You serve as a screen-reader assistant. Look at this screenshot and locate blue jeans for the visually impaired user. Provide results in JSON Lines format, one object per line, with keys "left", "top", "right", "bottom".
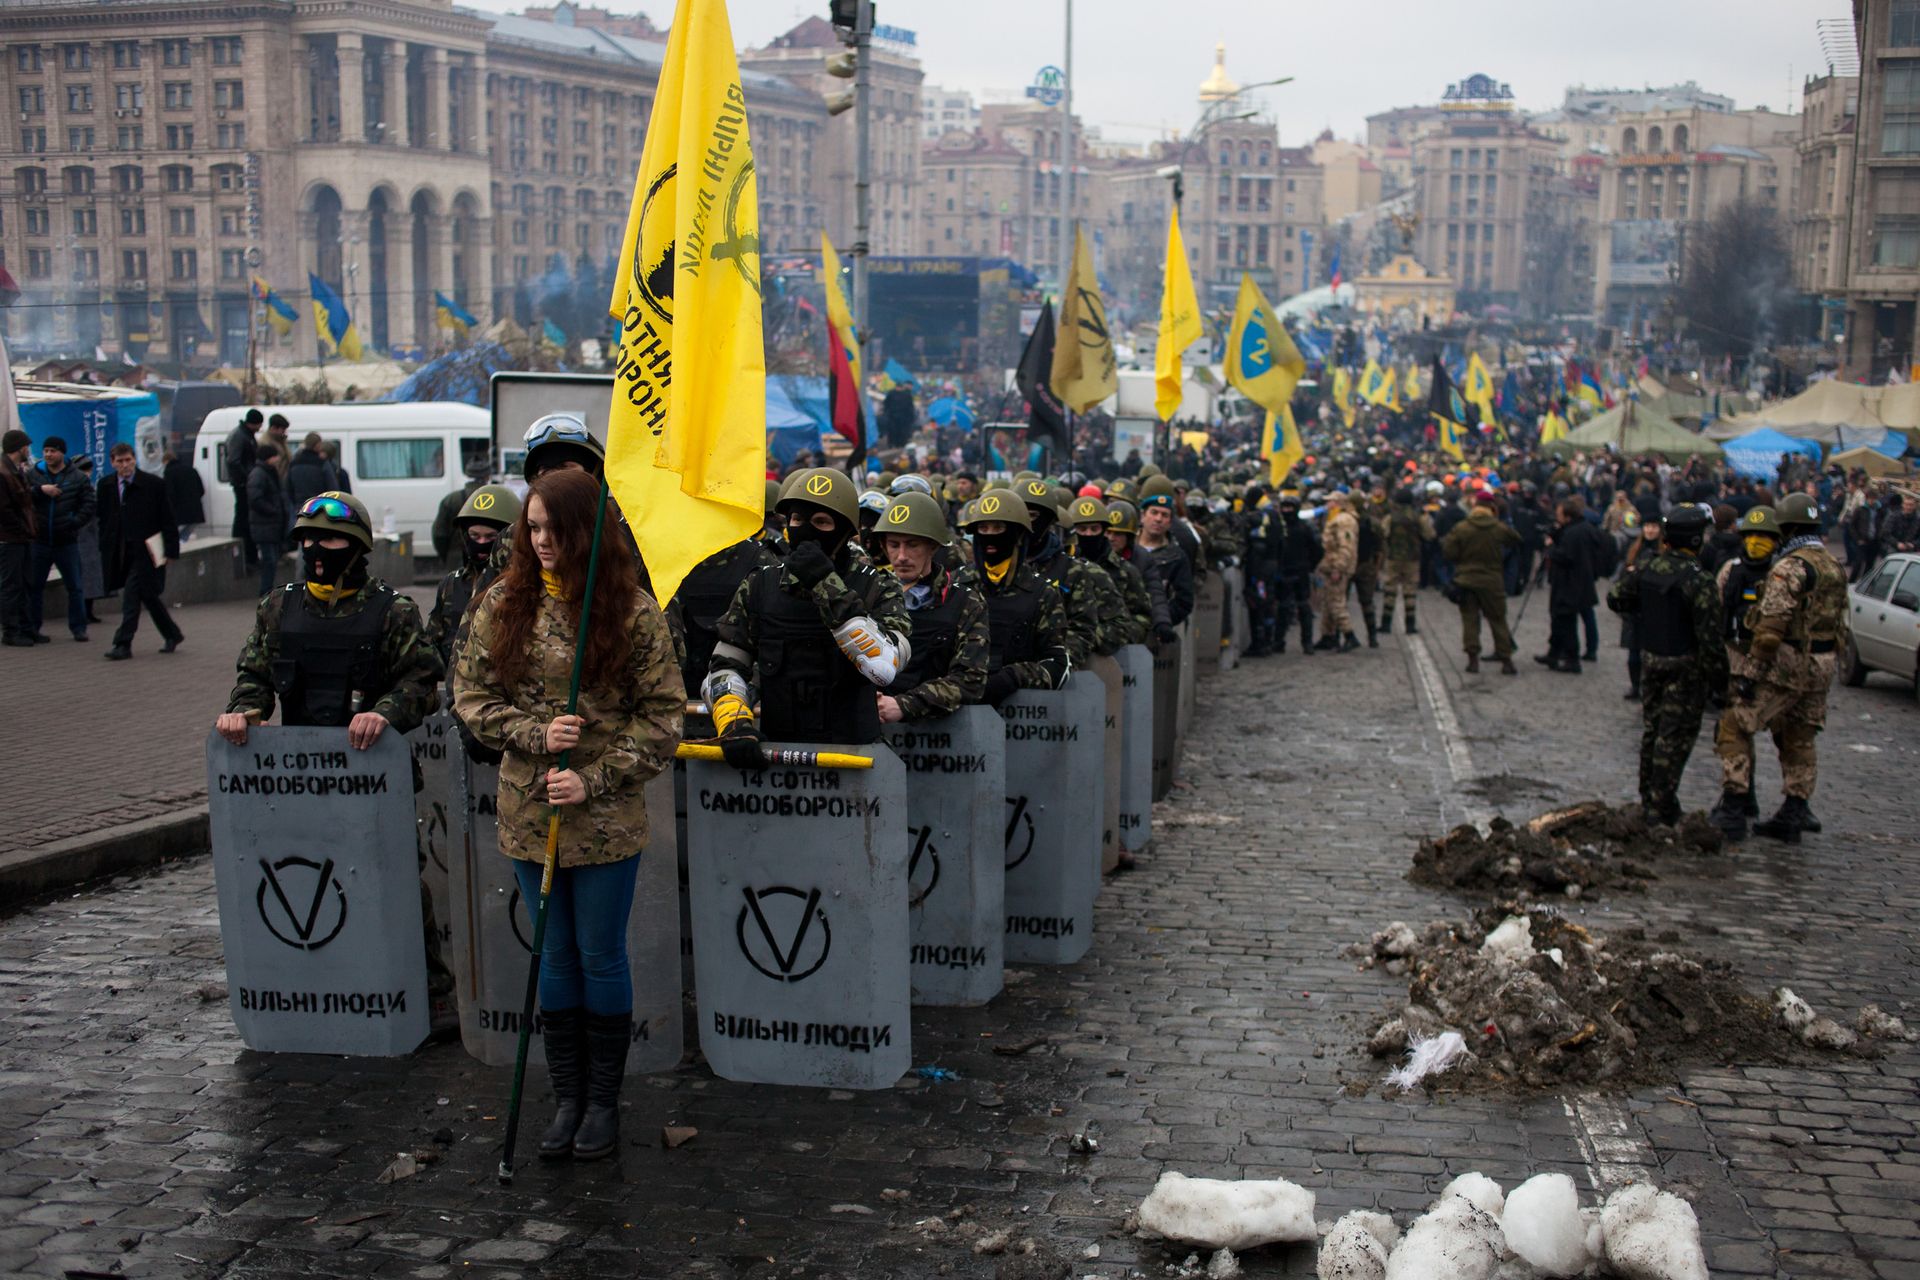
{"left": 255, "top": 536, "right": 282, "bottom": 598}
{"left": 28, "top": 541, "right": 86, "bottom": 635}
{"left": 510, "top": 855, "right": 640, "bottom": 1015}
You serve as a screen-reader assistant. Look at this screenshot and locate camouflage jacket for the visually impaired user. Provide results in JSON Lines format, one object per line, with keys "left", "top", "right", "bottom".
{"left": 980, "top": 562, "right": 1071, "bottom": 690}
{"left": 1031, "top": 544, "right": 1125, "bottom": 662}
{"left": 1320, "top": 509, "right": 1359, "bottom": 577}
{"left": 226, "top": 579, "right": 442, "bottom": 735}
{"left": 893, "top": 571, "right": 991, "bottom": 721}
{"left": 451, "top": 583, "right": 684, "bottom": 868}
{"left": 1203, "top": 516, "right": 1243, "bottom": 567}
{"left": 1747, "top": 539, "right": 1849, "bottom": 692}
{"left": 1607, "top": 549, "right": 1725, "bottom": 686}
{"left": 709, "top": 549, "right": 911, "bottom": 685}
{"left": 425, "top": 564, "right": 483, "bottom": 673}
{"left": 1092, "top": 553, "right": 1152, "bottom": 646}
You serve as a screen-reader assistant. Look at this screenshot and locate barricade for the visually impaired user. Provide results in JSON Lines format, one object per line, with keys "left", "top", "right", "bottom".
{"left": 686, "top": 745, "right": 911, "bottom": 1089}
{"left": 1176, "top": 617, "right": 1196, "bottom": 761}
{"left": 448, "top": 742, "right": 682, "bottom": 1073}
{"left": 1194, "top": 572, "right": 1225, "bottom": 669}
{"left": 1225, "top": 565, "right": 1252, "bottom": 662}
{"left": 883, "top": 707, "right": 1006, "bottom": 1007}
{"left": 1090, "top": 655, "right": 1124, "bottom": 876}
{"left": 1115, "top": 643, "right": 1154, "bottom": 851}
{"left": 1151, "top": 633, "right": 1181, "bottom": 800}
{"left": 206, "top": 727, "right": 428, "bottom": 1056}
{"left": 411, "top": 713, "right": 457, "bottom": 988}
{"left": 1000, "top": 678, "right": 1104, "bottom": 965}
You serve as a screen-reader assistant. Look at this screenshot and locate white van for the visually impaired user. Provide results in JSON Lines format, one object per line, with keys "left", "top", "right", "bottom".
{"left": 194, "top": 402, "right": 493, "bottom": 554}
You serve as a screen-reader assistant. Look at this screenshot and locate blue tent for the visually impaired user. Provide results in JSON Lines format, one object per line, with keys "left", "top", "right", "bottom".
{"left": 926, "top": 396, "right": 976, "bottom": 430}
{"left": 1723, "top": 426, "right": 1822, "bottom": 480}
{"left": 765, "top": 374, "right": 828, "bottom": 466}
{"left": 1835, "top": 425, "right": 1909, "bottom": 459}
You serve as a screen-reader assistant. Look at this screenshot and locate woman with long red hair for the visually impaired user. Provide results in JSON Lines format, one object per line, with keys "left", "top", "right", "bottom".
{"left": 452, "top": 467, "right": 682, "bottom": 1161}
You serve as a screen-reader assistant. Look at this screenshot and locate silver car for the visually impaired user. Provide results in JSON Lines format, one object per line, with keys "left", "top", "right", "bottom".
{"left": 1841, "top": 552, "right": 1920, "bottom": 698}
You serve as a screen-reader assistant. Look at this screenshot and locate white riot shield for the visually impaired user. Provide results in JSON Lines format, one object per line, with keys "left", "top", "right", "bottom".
{"left": 411, "top": 713, "right": 457, "bottom": 989}
{"left": 1151, "top": 634, "right": 1181, "bottom": 800}
{"left": 1090, "top": 655, "right": 1124, "bottom": 877}
{"left": 999, "top": 678, "right": 1103, "bottom": 965}
{"left": 207, "top": 727, "right": 428, "bottom": 1056}
{"left": 1115, "top": 644, "right": 1154, "bottom": 851}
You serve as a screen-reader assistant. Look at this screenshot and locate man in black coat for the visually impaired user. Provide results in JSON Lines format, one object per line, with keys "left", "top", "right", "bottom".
{"left": 225, "top": 408, "right": 263, "bottom": 566}
{"left": 1538, "top": 497, "right": 1604, "bottom": 674}
{"left": 97, "top": 442, "right": 184, "bottom": 660}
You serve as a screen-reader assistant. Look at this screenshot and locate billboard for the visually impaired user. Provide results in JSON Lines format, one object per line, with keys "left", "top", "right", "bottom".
{"left": 1609, "top": 220, "right": 1681, "bottom": 288}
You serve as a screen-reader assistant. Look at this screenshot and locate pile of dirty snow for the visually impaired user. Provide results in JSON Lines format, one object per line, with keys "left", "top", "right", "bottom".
{"left": 1358, "top": 907, "right": 1803, "bottom": 1090}
{"left": 1411, "top": 803, "right": 1723, "bottom": 901}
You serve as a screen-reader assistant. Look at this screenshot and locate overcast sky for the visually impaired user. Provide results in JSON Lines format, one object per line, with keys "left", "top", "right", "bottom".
{"left": 463, "top": 0, "right": 1850, "bottom": 143}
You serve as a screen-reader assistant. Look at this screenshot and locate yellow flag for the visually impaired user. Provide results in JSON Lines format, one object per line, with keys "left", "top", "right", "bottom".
{"left": 1465, "top": 351, "right": 1496, "bottom": 420}
{"left": 1264, "top": 405, "right": 1305, "bottom": 487}
{"left": 1225, "top": 274, "right": 1304, "bottom": 419}
{"left": 1154, "top": 209, "right": 1201, "bottom": 422}
{"left": 820, "top": 232, "right": 862, "bottom": 394}
{"left": 1051, "top": 223, "right": 1117, "bottom": 413}
{"left": 606, "top": 0, "right": 764, "bottom": 608}
{"left": 1383, "top": 366, "right": 1400, "bottom": 412}
{"left": 1437, "top": 413, "right": 1465, "bottom": 461}
{"left": 1332, "top": 366, "right": 1354, "bottom": 427}
{"left": 1359, "top": 359, "right": 1387, "bottom": 405}
{"left": 1540, "top": 409, "right": 1568, "bottom": 443}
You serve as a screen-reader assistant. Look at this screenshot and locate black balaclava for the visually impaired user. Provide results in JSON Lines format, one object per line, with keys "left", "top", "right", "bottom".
{"left": 785, "top": 504, "right": 855, "bottom": 560}
{"left": 970, "top": 525, "right": 1023, "bottom": 569}
{"left": 1073, "top": 528, "right": 1111, "bottom": 561}
{"left": 303, "top": 539, "right": 364, "bottom": 586}
{"left": 462, "top": 527, "right": 498, "bottom": 570}
{"left": 1024, "top": 506, "right": 1059, "bottom": 559}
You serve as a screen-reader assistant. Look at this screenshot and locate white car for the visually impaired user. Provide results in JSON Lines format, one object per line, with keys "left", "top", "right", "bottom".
{"left": 1841, "top": 552, "right": 1920, "bottom": 698}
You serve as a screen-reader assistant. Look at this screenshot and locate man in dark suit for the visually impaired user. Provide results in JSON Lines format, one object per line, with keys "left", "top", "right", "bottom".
{"left": 97, "top": 442, "right": 184, "bottom": 660}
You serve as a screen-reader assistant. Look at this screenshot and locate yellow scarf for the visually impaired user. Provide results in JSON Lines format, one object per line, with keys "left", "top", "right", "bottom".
{"left": 305, "top": 581, "right": 358, "bottom": 604}
{"left": 541, "top": 569, "right": 568, "bottom": 601}
{"left": 983, "top": 555, "right": 1015, "bottom": 586}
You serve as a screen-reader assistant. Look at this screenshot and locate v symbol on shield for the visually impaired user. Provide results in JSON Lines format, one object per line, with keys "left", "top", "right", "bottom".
{"left": 743, "top": 886, "right": 821, "bottom": 976}
{"left": 260, "top": 856, "right": 336, "bottom": 942}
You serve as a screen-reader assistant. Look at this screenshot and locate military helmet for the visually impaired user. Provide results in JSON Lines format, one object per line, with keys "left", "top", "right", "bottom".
{"left": 1068, "top": 496, "right": 1109, "bottom": 529}
{"left": 1105, "top": 498, "right": 1140, "bottom": 535}
{"left": 1013, "top": 469, "right": 1042, "bottom": 484}
{"left": 1016, "top": 477, "right": 1058, "bottom": 513}
{"left": 1105, "top": 477, "right": 1137, "bottom": 502}
{"left": 956, "top": 489, "right": 1033, "bottom": 531}
{"left": 858, "top": 488, "right": 891, "bottom": 521}
{"left": 889, "top": 473, "right": 934, "bottom": 497}
{"left": 1776, "top": 492, "right": 1820, "bottom": 529}
{"left": 293, "top": 491, "right": 374, "bottom": 552}
{"left": 1137, "top": 474, "right": 1178, "bottom": 509}
{"left": 764, "top": 478, "right": 782, "bottom": 515}
{"left": 1137, "top": 462, "right": 1163, "bottom": 480}
{"left": 776, "top": 467, "right": 861, "bottom": 525}
{"left": 1739, "top": 505, "right": 1782, "bottom": 538}
{"left": 1662, "top": 505, "right": 1710, "bottom": 534}
{"left": 879, "top": 491, "right": 953, "bottom": 547}
{"left": 456, "top": 483, "right": 521, "bottom": 529}
{"left": 522, "top": 412, "right": 605, "bottom": 478}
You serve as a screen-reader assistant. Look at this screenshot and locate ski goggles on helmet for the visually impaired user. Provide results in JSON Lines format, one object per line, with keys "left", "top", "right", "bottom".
{"left": 297, "top": 495, "right": 367, "bottom": 530}
{"left": 522, "top": 413, "right": 594, "bottom": 452}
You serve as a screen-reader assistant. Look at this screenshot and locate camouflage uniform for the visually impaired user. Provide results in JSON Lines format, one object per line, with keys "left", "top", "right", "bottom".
{"left": 1030, "top": 543, "right": 1126, "bottom": 662}
{"left": 1093, "top": 555, "right": 1152, "bottom": 647}
{"left": 1319, "top": 505, "right": 1359, "bottom": 636}
{"left": 226, "top": 580, "right": 442, "bottom": 733}
{"left": 889, "top": 570, "right": 991, "bottom": 720}
{"left": 451, "top": 583, "right": 684, "bottom": 868}
{"left": 425, "top": 564, "right": 484, "bottom": 674}
{"left": 1351, "top": 498, "right": 1388, "bottom": 638}
{"left": 1715, "top": 537, "right": 1846, "bottom": 802}
{"left": 1607, "top": 548, "right": 1725, "bottom": 821}
{"left": 1381, "top": 503, "right": 1435, "bottom": 633}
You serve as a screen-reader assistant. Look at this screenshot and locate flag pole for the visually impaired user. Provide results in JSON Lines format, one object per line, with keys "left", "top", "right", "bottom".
{"left": 499, "top": 474, "right": 612, "bottom": 1186}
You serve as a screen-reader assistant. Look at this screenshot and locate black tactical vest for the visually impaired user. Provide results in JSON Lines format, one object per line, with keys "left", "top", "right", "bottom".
{"left": 748, "top": 567, "right": 880, "bottom": 745}
{"left": 1635, "top": 559, "right": 1696, "bottom": 659}
{"left": 1722, "top": 559, "right": 1768, "bottom": 650}
{"left": 890, "top": 577, "right": 966, "bottom": 696}
{"left": 270, "top": 584, "right": 397, "bottom": 726}
{"left": 677, "top": 540, "right": 768, "bottom": 694}
{"left": 984, "top": 574, "right": 1047, "bottom": 670}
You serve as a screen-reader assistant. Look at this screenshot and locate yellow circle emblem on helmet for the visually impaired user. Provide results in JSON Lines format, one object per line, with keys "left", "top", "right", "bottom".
{"left": 805, "top": 474, "right": 834, "bottom": 497}
{"left": 980, "top": 495, "right": 1001, "bottom": 515}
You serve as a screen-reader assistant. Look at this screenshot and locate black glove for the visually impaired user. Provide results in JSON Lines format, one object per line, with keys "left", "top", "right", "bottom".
{"left": 1155, "top": 623, "right": 1178, "bottom": 644}
{"left": 1731, "top": 676, "right": 1757, "bottom": 704}
{"left": 719, "top": 720, "right": 764, "bottom": 770}
{"left": 982, "top": 668, "right": 1019, "bottom": 706}
{"left": 786, "top": 541, "right": 837, "bottom": 588}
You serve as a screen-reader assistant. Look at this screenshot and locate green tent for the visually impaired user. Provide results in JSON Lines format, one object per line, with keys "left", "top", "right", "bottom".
{"left": 1543, "top": 400, "right": 1723, "bottom": 461}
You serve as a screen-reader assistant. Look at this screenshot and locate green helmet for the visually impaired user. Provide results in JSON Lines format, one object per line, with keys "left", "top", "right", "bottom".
{"left": 764, "top": 479, "right": 781, "bottom": 515}
{"left": 1013, "top": 469, "right": 1042, "bottom": 484}
{"left": 1048, "top": 482, "right": 1077, "bottom": 519}
{"left": 957, "top": 490, "right": 1033, "bottom": 531}
{"left": 982, "top": 476, "right": 1018, "bottom": 493}
{"left": 878, "top": 492, "right": 953, "bottom": 546}
{"left": 1105, "top": 477, "right": 1136, "bottom": 502}
{"left": 1068, "top": 495, "right": 1109, "bottom": 529}
{"left": 1015, "top": 477, "right": 1057, "bottom": 514}
{"left": 1105, "top": 498, "right": 1140, "bottom": 535}
{"left": 456, "top": 483, "right": 521, "bottom": 529}
{"left": 1739, "top": 505, "right": 1782, "bottom": 538}
{"left": 1137, "top": 462, "right": 1163, "bottom": 480}
{"left": 776, "top": 467, "right": 860, "bottom": 525}
{"left": 1776, "top": 492, "right": 1820, "bottom": 529}
{"left": 292, "top": 491, "right": 374, "bottom": 551}
{"left": 1137, "top": 474, "right": 1178, "bottom": 509}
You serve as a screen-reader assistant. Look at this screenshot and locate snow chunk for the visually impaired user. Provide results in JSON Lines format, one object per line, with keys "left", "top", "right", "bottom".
{"left": 1317, "top": 1211, "right": 1399, "bottom": 1280}
{"left": 1135, "top": 1171, "right": 1317, "bottom": 1251}
{"left": 1773, "top": 986, "right": 1858, "bottom": 1051}
{"left": 1385, "top": 1031, "right": 1471, "bottom": 1092}
{"left": 1385, "top": 1194, "right": 1505, "bottom": 1280}
{"left": 1206, "top": 1247, "right": 1243, "bottom": 1279}
{"left": 1501, "top": 1173, "right": 1592, "bottom": 1277}
{"left": 1440, "top": 1172, "right": 1505, "bottom": 1219}
{"left": 1858, "top": 1004, "right": 1918, "bottom": 1042}
{"left": 1600, "top": 1184, "right": 1708, "bottom": 1280}
{"left": 1480, "top": 916, "right": 1536, "bottom": 966}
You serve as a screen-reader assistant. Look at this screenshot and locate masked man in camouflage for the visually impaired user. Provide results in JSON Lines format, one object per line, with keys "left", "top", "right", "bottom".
{"left": 1099, "top": 499, "right": 1159, "bottom": 646}
{"left": 1070, "top": 496, "right": 1149, "bottom": 648}
{"left": 1380, "top": 487, "right": 1433, "bottom": 636}
{"left": 1316, "top": 491, "right": 1361, "bottom": 652}
{"left": 874, "top": 491, "right": 989, "bottom": 723}
{"left": 213, "top": 491, "right": 451, "bottom": 1024}
{"left": 1014, "top": 479, "right": 1124, "bottom": 665}
{"left": 1710, "top": 493, "right": 1848, "bottom": 843}
{"left": 958, "top": 492, "right": 1071, "bottom": 704}
{"left": 1607, "top": 506, "right": 1725, "bottom": 826}
{"left": 425, "top": 484, "right": 520, "bottom": 673}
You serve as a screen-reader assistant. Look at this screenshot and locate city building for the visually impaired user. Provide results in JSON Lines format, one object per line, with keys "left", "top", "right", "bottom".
{"left": 921, "top": 84, "right": 978, "bottom": 141}
{"left": 1352, "top": 246, "right": 1456, "bottom": 330}
{"left": 1840, "top": 0, "right": 1920, "bottom": 380}
{"left": 919, "top": 130, "right": 1029, "bottom": 258}
{"left": 1311, "top": 132, "right": 1384, "bottom": 224}
{"left": 1793, "top": 72, "right": 1859, "bottom": 331}
{"left": 1532, "top": 82, "right": 1736, "bottom": 167}
{"left": 1408, "top": 74, "right": 1563, "bottom": 314}
{"left": 1589, "top": 103, "right": 1797, "bottom": 334}
{"left": 740, "top": 16, "right": 922, "bottom": 259}
{"left": 518, "top": 3, "right": 664, "bottom": 41}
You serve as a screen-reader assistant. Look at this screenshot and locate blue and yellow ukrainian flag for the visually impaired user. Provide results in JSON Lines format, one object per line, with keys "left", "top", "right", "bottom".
{"left": 250, "top": 276, "right": 298, "bottom": 337}
{"left": 435, "top": 291, "right": 478, "bottom": 334}
{"left": 307, "top": 272, "right": 362, "bottom": 360}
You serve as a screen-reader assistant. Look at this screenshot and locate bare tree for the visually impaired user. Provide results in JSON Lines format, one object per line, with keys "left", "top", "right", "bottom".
{"left": 1673, "top": 201, "right": 1794, "bottom": 359}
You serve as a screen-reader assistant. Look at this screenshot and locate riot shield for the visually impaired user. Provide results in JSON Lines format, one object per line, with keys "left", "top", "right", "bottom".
{"left": 1151, "top": 633, "right": 1181, "bottom": 800}
{"left": 411, "top": 713, "right": 457, "bottom": 989}
{"left": 999, "top": 677, "right": 1104, "bottom": 965}
{"left": 1115, "top": 644, "right": 1154, "bottom": 852}
{"left": 1089, "top": 655, "right": 1124, "bottom": 877}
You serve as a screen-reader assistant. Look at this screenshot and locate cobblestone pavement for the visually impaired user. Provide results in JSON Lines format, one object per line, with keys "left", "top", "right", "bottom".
{"left": 1, "top": 585, "right": 1915, "bottom": 1279}
{"left": 0, "top": 588, "right": 433, "bottom": 858}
